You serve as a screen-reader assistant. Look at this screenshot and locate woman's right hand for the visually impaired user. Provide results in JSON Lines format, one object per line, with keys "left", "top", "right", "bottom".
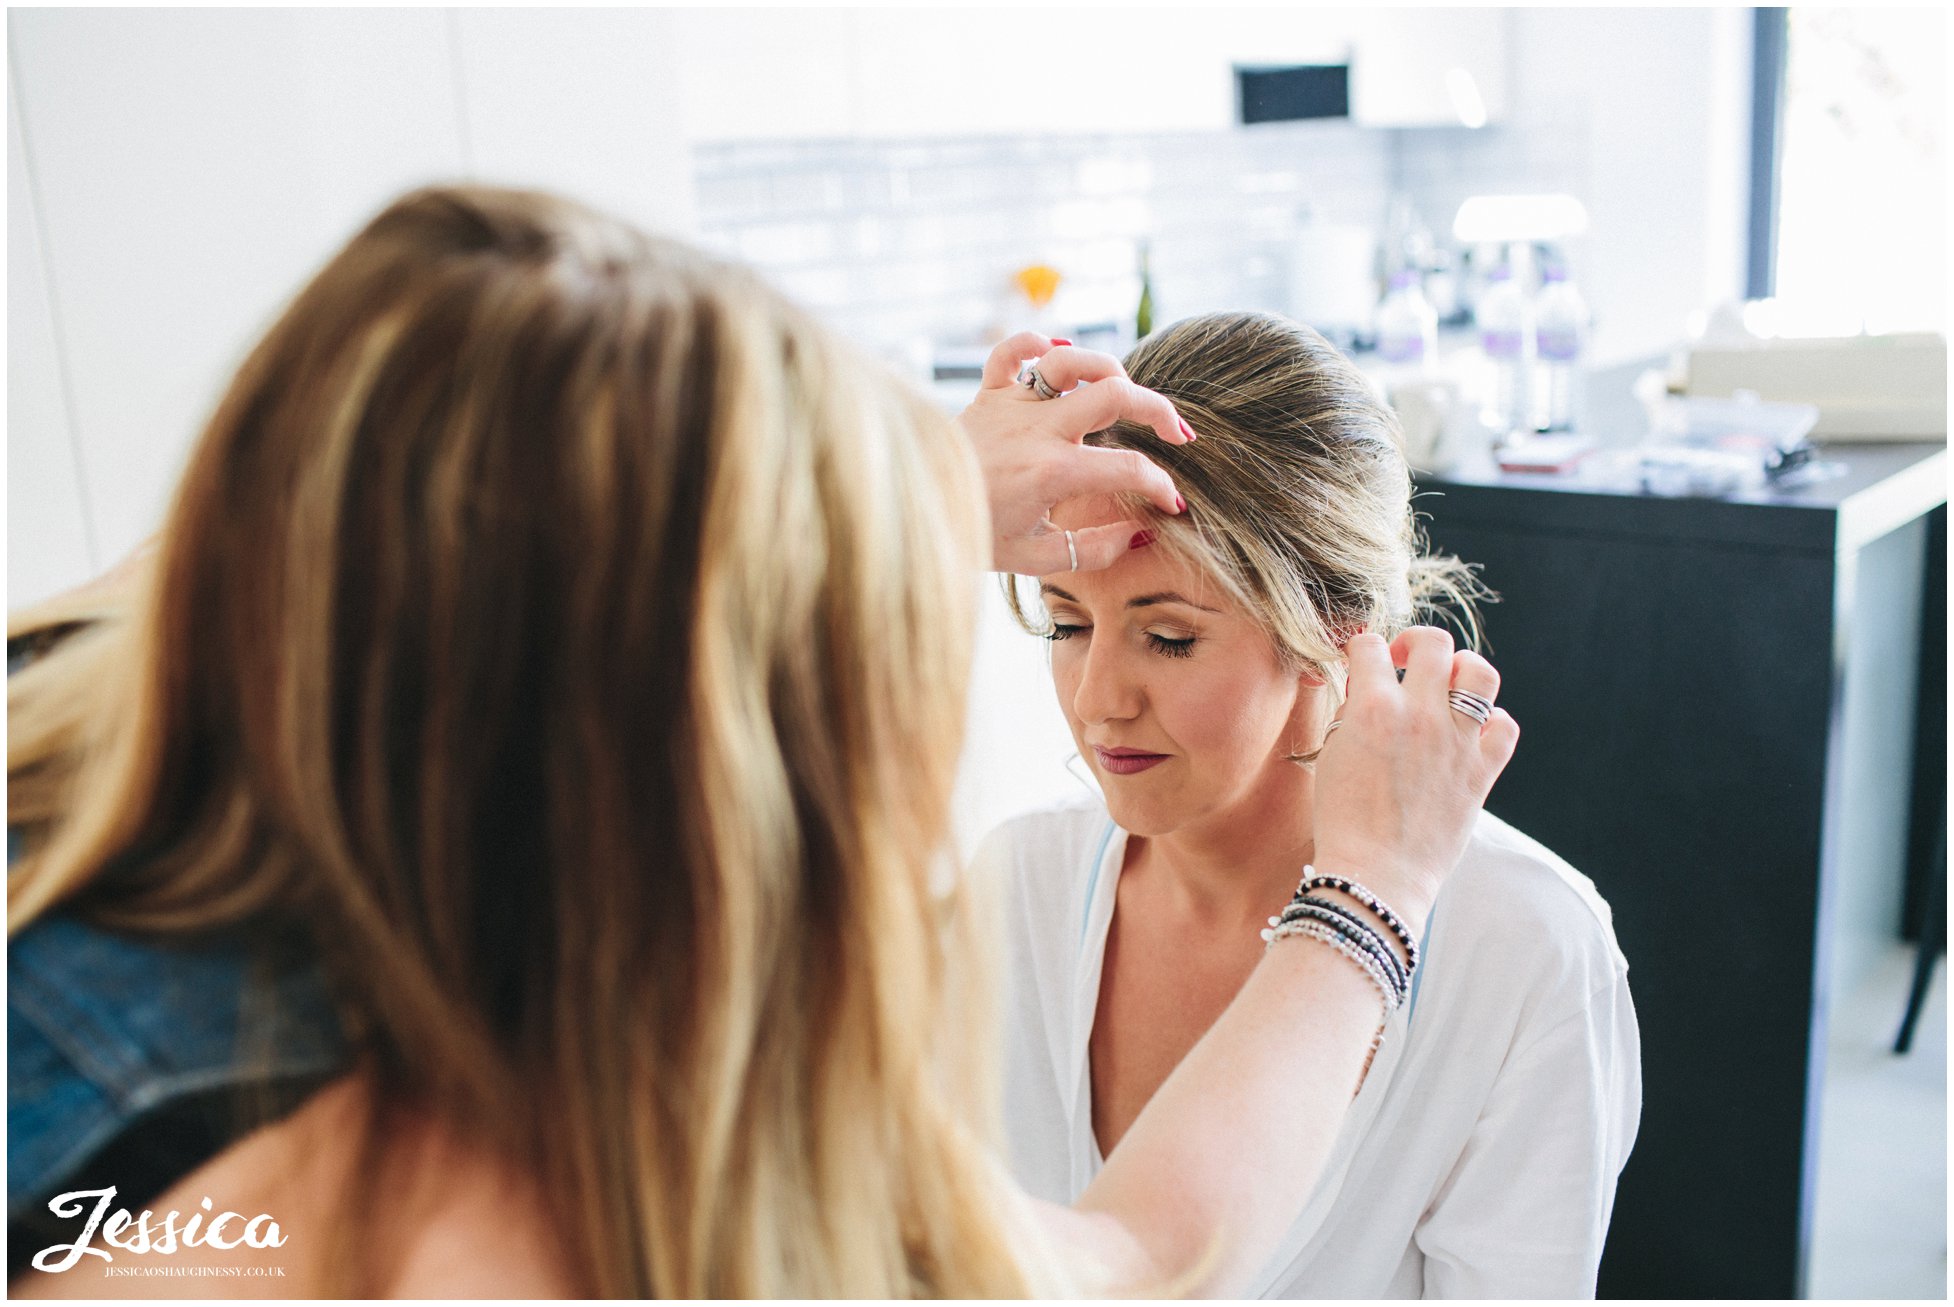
{"left": 1311, "top": 627, "right": 1519, "bottom": 926}
{"left": 952, "top": 331, "right": 1192, "bottom": 577}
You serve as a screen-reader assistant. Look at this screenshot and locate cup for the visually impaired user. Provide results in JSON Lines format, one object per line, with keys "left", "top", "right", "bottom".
{"left": 1390, "top": 377, "right": 1473, "bottom": 473}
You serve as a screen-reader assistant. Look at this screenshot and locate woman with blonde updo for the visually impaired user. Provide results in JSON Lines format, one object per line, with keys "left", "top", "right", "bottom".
{"left": 8, "top": 192, "right": 1513, "bottom": 1297}
{"left": 989, "top": 312, "right": 1640, "bottom": 1298}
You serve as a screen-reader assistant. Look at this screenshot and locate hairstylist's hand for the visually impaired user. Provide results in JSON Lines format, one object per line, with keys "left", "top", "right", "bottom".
{"left": 954, "top": 331, "right": 1193, "bottom": 577}
{"left": 1312, "top": 628, "right": 1519, "bottom": 927}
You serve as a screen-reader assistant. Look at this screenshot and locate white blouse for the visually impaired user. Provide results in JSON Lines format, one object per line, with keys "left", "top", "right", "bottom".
{"left": 976, "top": 796, "right": 1641, "bottom": 1299}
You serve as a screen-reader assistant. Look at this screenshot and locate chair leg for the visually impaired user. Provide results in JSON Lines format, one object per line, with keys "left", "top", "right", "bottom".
{"left": 1895, "top": 816, "right": 1945, "bottom": 1055}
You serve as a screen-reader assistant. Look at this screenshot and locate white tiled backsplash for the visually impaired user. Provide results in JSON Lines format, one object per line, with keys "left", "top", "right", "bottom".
{"left": 691, "top": 120, "right": 1584, "bottom": 372}
{"left": 692, "top": 122, "right": 1396, "bottom": 366}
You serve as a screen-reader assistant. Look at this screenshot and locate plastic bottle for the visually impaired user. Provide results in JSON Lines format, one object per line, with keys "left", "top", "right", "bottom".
{"left": 1532, "top": 266, "right": 1589, "bottom": 432}
{"left": 1475, "top": 263, "right": 1532, "bottom": 440}
{"left": 1376, "top": 269, "right": 1438, "bottom": 372}
{"left": 1424, "top": 247, "right": 1461, "bottom": 323}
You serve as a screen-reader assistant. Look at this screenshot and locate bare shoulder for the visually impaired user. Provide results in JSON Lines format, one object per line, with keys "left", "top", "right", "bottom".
{"left": 8, "top": 1080, "right": 359, "bottom": 1299}
{"left": 8, "top": 1075, "right": 573, "bottom": 1300}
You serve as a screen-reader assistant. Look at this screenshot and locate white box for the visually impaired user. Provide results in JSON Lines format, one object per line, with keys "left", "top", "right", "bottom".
{"left": 1685, "top": 333, "right": 1947, "bottom": 440}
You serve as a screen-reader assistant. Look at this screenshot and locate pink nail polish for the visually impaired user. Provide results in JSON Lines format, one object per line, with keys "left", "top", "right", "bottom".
{"left": 1051, "top": 338, "right": 1073, "bottom": 347}
{"left": 1130, "top": 530, "right": 1157, "bottom": 550}
{"left": 1179, "top": 418, "right": 1197, "bottom": 442}
{"left": 1175, "top": 495, "right": 1187, "bottom": 514}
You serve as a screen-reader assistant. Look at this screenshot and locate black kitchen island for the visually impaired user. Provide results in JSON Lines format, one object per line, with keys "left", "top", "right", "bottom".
{"left": 1416, "top": 440, "right": 1946, "bottom": 1299}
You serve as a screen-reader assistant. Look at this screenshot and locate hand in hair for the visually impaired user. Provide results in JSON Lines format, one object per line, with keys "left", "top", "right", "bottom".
{"left": 1311, "top": 627, "right": 1520, "bottom": 927}
{"left": 955, "top": 332, "right": 1192, "bottom": 577}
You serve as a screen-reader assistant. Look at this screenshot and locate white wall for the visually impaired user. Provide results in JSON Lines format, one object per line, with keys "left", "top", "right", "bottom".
{"left": 449, "top": 9, "right": 696, "bottom": 231}
{"left": 951, "top": 579, "right": 1100, "bottom": 862}
{"left": 1396, "top": 7, "right": 1753, "bottom": 366}
{"left": 1516, "top": 6, "right": 1751, "bottom": 364}
{"left": 8, "top": 72, "right": 94, "bottom": 604}
{"left": 5, "top": 7, "right": 695, "bottom": 609}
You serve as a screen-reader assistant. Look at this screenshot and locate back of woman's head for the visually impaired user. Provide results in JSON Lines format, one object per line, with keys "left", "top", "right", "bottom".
{"left": 7, "top": 185, "right": 1021, "bottom": 1296}
{"left": 1012, "top": 311, "right": 1483, "bottom": 686}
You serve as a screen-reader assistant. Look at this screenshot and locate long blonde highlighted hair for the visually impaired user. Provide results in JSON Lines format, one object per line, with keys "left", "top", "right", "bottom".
{"left": 7, "top": 185, "right": 1028, "bottom": 1296}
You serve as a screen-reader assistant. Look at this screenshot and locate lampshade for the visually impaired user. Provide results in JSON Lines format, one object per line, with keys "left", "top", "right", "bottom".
{"left": 1452, "top": 194, "right": 1590, "bottom": 244}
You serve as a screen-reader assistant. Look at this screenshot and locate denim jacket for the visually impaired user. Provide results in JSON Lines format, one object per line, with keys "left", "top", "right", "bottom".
{"left": 7, "top": 903, "right": 349, "bottom": 1227}
{"left": 6, "top": 635, "right": 350, "bottom": 1239}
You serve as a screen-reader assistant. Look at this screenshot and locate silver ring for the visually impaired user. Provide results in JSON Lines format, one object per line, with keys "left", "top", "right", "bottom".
{"left": 1323, "top": 718, "right": 1342, "bottom": 738}
{"left": 1064, "top": 529, "right": 1078, "bottom": 572}
{"left": 1447, "top": 689, "right": 1494, "bottom": 726}
{"left": 1019, "top": 363, "right": 1063, "bottom": 401}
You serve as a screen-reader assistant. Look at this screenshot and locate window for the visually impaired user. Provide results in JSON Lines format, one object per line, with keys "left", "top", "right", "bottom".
{"left": 1763, "top": 7, "right": 1947, "bottom": 334}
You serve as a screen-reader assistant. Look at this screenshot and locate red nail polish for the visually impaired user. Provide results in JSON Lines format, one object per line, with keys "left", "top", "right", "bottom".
{"left": 1129, "top": 530, "right": 1157, "bottom": 550}
{"left": 1051, "top": 338, "right": 1072, "bottom": 347}
{"left": 1175, "top": 495, "right": 1187, "bottom": 513}
{"left": 1179, "top": 418, "right": 1197, "bottom": 442}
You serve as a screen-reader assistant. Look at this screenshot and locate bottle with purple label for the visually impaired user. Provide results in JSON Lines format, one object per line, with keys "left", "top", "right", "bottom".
{"left": 1376, "top": 269, "right": 1438, "bottom": 371}
{"left": 1476, "top": 263, "right": 1532, "bottom": 440}
{"left": 1532, "top": 266, "right": 1588, "bottom": 432}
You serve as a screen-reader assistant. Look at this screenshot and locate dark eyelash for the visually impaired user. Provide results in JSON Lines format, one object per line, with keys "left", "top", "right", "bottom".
{"left": 1146, "top": 632, "right": 1196, "bottom": 658}
{"left": 1045, "top": 624, "right": 1195, "bottom": 658}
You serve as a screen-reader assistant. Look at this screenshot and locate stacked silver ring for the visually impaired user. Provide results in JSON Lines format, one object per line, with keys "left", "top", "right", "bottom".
{"left": 1321, "top": 686, "right": 1495, "bottom": 738}
{"left": 1018, "top": 363, "right": 1063, "bottom": 401}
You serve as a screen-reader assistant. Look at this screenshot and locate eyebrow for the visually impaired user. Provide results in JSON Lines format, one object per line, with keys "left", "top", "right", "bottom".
{"left": 1039, "top": 584, "right": 1222, "bottom": 614}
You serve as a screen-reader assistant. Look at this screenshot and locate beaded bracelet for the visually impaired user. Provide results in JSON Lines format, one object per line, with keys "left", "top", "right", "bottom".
{"left": 1297, "top": 871, "right": 1419, "bottom": 972}
{"left": 1263, "top": 918, "right": 1400, "bottom": 1055}
{"left": 1277, "top": 909, "right": 1406, "bottom": 1011}
{"left": 1296, "top": 872, "right": 1418, "bottom": 964}
{"left": 1281, "top": 894, "right": 1410, "bottom": 988}
{"left": 1269, "top": 916, "right": 1397, "bottom": 1006}
{"left": 1277, "top": 900, "right": 1408, "bottom": 1002}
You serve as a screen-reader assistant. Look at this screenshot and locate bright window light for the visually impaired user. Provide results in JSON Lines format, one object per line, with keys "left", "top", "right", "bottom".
{"left": 1445, "top": 68, "right": 1488, "bottom": 129}
{"left": 1774, "top": 8, "right": 1947, "bottom": 335}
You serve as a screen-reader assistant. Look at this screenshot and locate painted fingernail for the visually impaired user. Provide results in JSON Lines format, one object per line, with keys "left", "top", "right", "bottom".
{"left": 1051, "top": 338, "right": 1072, "bottom": 347}
{"left": 1129, "top": 530, "right": 1157, "bottom": 550}
{"left": 1175, "top": 495, "right": 1187, "bottom": 513}
{"left": 1179, "top": 418, "right": 1197, "bottom": 442}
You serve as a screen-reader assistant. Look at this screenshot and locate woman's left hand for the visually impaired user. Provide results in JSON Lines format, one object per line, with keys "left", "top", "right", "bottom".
{"left": 953, "top": 332, "right": 1193, "bottom": 577}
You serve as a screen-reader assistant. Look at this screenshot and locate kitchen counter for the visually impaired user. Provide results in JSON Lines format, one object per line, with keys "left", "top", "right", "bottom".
{"left": 1427, "top": 439, "right": 1947, "bottom": 553}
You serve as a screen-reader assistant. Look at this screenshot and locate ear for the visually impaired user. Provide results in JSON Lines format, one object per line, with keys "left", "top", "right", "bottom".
{"left": 1296, "top": 664, "right": 1331, "bottom": 689}
{"left": 1280, "top": 671, "right": 1334, "bottom": 758}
